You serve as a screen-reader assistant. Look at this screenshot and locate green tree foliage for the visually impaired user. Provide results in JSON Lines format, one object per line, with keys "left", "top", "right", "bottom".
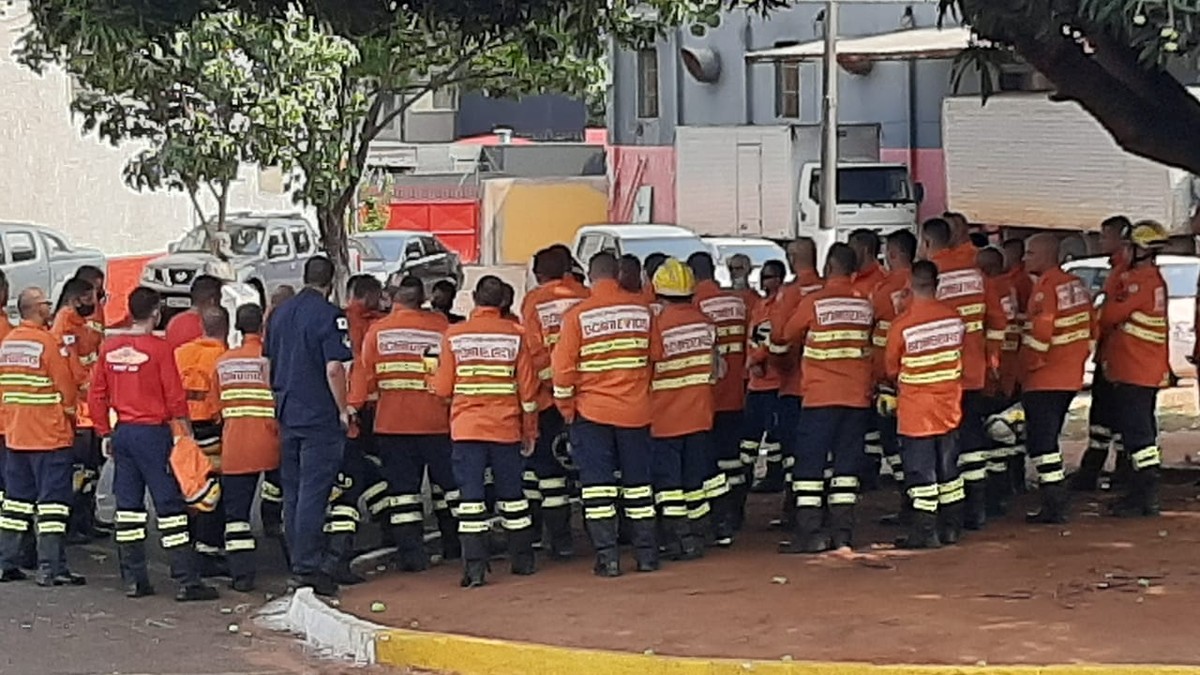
{"left": 942, "top": 0, "right": 1200, "bottom": 176}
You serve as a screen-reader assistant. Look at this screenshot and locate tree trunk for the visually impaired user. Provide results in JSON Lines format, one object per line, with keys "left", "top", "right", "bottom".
{"left": 318, "top": 203, "right": 351, "bottom": 305}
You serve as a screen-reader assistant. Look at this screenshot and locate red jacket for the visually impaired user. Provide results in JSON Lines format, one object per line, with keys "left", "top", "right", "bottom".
{"left": 89, "top": 332, "right": 189, "bottom": 435}
{"left": 165, "top": 310, "right": 204, "bottom": 352}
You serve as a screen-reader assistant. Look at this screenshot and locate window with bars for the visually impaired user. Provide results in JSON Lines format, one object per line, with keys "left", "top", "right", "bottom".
{"left": 774, "top": 45, "right": 800, "bottom": 118}
{"left": 637, "top": 48, "right": 659, "bottom": 118}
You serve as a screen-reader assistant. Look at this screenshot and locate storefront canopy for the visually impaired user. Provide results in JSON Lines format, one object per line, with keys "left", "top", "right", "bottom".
{"left": 745, "top": 26, "right": 977, "bottom": 63}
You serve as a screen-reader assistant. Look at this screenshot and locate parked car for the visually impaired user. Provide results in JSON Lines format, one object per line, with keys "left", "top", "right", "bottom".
{"left": 1063, "top": 254, "right": 1198, "bottom": 382}
{"left": 351, "top": 230, "right": 464, "bottom": 294}
{"left": 0, "top": 222, "right": 106, "bottom": 320}
{"left": 142, "top": 212, "right": 319, "bottom": 322}
{"left": 705, "top": 236, "right": 792, "bottom": 291}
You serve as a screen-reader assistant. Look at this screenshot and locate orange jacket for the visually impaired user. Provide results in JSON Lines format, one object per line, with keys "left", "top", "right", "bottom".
{"left": 212, "top": 335, "right": 280, "bottom": 474}
{"left": 0, "top": 321, "right": 78, "bottom": 450}
{"left": 1005, "top": 263, "right": 1035, "bottom": 313}
{"left": 431, "top": 307, "right": 540, "bottom": 443}
{"left": 768, "top": 269, "right": 824, "bottom": 397}
{"left": 987, "top": 274, "right": 1021, "bottom": 397}
{"left": 175, "top": 338, "right": 226, "bottom": 423}
{"left": 650, "top": 303, "right": 716, "bottom": 438}
{"left": 930, "top": 249, "right": 1006, "bottom": 391}
{"left": 885, "top": 297, "right": 965, "bottom": 437}
{"left": 51, "top": 308, "right": 103, "bottom": 428}
{"left": 347, "top": 301, "right": 385, "bottom": 360}
{"left": 521, "top": 276, "right": 590, "bottom": 411}
{"left": 1019, "top": 266, "right": 1093, "bottom": 392}
{"left": 552, "top": 279, "right": 653, "bottom": 427}
{"left": 869, "top": 268, "right": 911, "bottom": 381}
{"left": 1099, "top": 263, "right": 1170, "bottom": 388}
{"left": 0, "top": 319, "right": 13, "bottom": 436}
{"left": 852, "top": 261, "right": 888, "bottom": 297}
{"left": 1099, "top": 249, "right": 1132, "bottom": 359}
{"left": 694, "top": 280, "right": 749, "bottom": 412}
{"left": 940, "top": 241, "right": 980, "bottom": 270}
{"left": 732, "top": 288, "right": 761, "bottom": 317}
{"left": 775, "top": 276, "right": 874, "bottom": 409}
{"left": 350, "top": 307, "right": 450, "bottom": 435}
{"left": 746, "top": 290, "right": 783, "bottom": 392}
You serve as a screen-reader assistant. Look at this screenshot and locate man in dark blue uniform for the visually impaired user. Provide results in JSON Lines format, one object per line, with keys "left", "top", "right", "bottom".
{"left": 265, "top": 257, "right": 353, "bottom": 596}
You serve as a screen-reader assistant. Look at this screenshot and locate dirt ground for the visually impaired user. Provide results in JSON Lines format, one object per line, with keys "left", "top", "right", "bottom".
{"left": 341, "top": 430, "right": 1200, "bottom": 667}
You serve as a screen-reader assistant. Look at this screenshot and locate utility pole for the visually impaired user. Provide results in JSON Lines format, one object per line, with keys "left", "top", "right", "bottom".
{"left": 820, "top": 0, "right": 839, "bottom": 230}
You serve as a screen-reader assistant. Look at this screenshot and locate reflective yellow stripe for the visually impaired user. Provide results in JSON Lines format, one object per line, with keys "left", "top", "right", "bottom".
{"left": 872, "top": 335, "right": 888, "bottom": 347}
{"left": 1022, "top": 335, "right": 1050, "bottom": 352}
{"left": 985, "top": 329, "right": 1006, "bottom": 340}
{"left": 963, "top": 320, "right": 983, "bottom": 332}
{"left": 767, "top": 341, "right": 790, "bottom": 354}
{"left": 1051, "top": 328, "right": 1091, "bottom": 346}
{"left": 2, "top": 392, "right": 62, "bottom": 405}
{"left": 578, "top": 356, "right": 648, "bottom": 372}
{"left": 223, "top": 406, "right": 275, "bottom": 418}
{"left": 456, "top": 364, "right": 515, "bottom": 378}
{"left": 553, "top": 385, "right": 574, "bottom": 399}
{"left": 716, "top": 325, "right": 746, "bottom": 337}
{"left": 521, "top": 401, "right": 539, "bottom": 413}
{"left": 957, "top": 303, "right": 985, "bottom": 317}
{"left": 580, "top": 338, "right": 649, "bottom": 356}
{"left": 804, "top": 347, "right": 866, "bottom": 360}
{"left": 900, "top": 349, "right": 959, "bottom": 368}
{"left": 655, "top": 354, "right": 712, "bottom": 373}
{"left": 377, "top": 361, "right": 426, "bottom": 374}
{"left": 538, "top": 367, "right": 553, "bottom": 381}
{"left": 581, "top": 486, "right": 620, "bottom": 500}
{"left": 1054, "top": 311, "right": 1091, "bottom": 328}
{"left": 876, "top": 320, "right": 891, "bottom": 330}
{"left": 0, "top": 374, "right": 52, "bottom": 387}
{"left": 652, "top": 372, "right": 713, "bottom": 391}
{"left": 453, "top": 383, "right": 517, "bottom": 396}
{"left": 1131, "top": 311, "right": 1166, "bottom": 328}
{"left": 1122, "top": 322, "right": 1166, "bottom": 344}
{"left": 717, "top": 342, "right": 744, "bottom": 355}
{"left": 220, "top": 388, "right": 273, "bottom": 401}
{"left": 899, "top": 368, "right": 961, "bottom": 385}
{"left": 808, "top": 329, "right": 870, "bottom": 343}
{"left": 378, "top": 378, "right": 429, "bottom": 391}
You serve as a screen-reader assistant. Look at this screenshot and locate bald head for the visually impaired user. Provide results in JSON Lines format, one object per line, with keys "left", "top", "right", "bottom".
{"left": 1024, "top": 233, "right": 1060, "bottom": 275}
{"left": 17, "top": 287, "right": 51, "bottom": 326}
{"left": 787, "top": 238, "right": 817, "bottom": 272}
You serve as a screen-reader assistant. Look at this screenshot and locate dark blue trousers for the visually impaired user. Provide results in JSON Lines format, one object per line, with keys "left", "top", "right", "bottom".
{"left": 452, "top": 441, "right": 528, "bottom": 539}
{"left": 279, "top": 427, "right": 344, "bottom": 576}
{"left": 0, "top": 447, "right": 73, "bottom": 574}
{"left": 793, "top": 406, "right": 868, "bottom": 509}
{"left": 222, "top": 472, "right": 265, "bottom": 584}
{"left": 652, "top": 432, "right": 712, "bottom": 523}
{"left": 570, "top": 417, "right": 654, "bottom": 526}
{"left": 377, "top": 434, "right": 456, "bottom": 528}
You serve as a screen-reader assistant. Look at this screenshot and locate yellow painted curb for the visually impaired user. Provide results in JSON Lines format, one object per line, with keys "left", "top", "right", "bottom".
{"left": 375, "top": 628, "right": 1200, "bottom": 675}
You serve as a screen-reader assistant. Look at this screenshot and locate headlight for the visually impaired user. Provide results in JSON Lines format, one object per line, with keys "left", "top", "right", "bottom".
{"left": 205, "top": 260, "right": 236, "bottom": 281}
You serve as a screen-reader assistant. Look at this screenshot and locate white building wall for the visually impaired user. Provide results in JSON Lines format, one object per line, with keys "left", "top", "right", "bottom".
{"left": 0, "top": 1, "right": 304, "bottom": 257}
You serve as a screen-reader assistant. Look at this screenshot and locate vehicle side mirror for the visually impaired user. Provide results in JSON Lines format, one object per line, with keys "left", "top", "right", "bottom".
{"left": 913, "top": 182, "right": 925, "bottom": 205}
{"left": 270, "top": 244, "right": 289, "bottom": 258}
{"left": 167, "top": 242, "right": 179, "bottom": 254}
{"left": 405, "top": 248, "right": 422, "bottom": 261}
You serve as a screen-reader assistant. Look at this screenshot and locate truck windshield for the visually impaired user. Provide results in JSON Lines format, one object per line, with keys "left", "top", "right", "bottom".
{"left": 809, "top": 167, "right": 912, "bottom": 204}
{"left": 621, "top": 237, "right": 712, "bottom": 262}
{"left": 176, "top": 224, "right": 266, "bottom": 256}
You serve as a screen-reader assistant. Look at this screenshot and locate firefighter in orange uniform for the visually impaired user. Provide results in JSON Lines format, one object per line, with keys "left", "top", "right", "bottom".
{"left": 724, "top": 254, "right": 762, "bottom": 314}
{"left": 553, "top": 252, "right": 658, "bottom": 576}
{"left": 1018, "top": 234, "right": 1093, "bottom": 524}
{"left": 0, "top": 272, "right": 14, "bottom": 560}
{"left": 349, "top": 277, "right": 457, "bottom": 571}
{"left": 689, "top": 251, "right": 749, "bottom": 543}
{"left": 520, "top": 248, "right": 589, "bottom": 558}
{"left": 999, "top": 239, "right": 1034, "bottom": 494}
{"left": 767, "top": 238, "right": 823, "bottom": 528}
{"left": 744, "top": 260, "right": 788, "bottom": 496}
{"left": 431, "top": 275, "right": 541, "bottom": 587}
{"left": 1074, "top": 216, "right": 1135, "bottom": 490}
{"left": 51, "top": 278, "right": 105, "bottom": 543}
{"left": 923, "top": 217, "right": 1007, "bottom": 530}
{"left": 175, "top": 306, "right": 230, "bottom": 572}
{"left": 849, "top": 229, "right": 889, "bottom": 487}
{"left": 871, "top": 231, "right": 916, "bottom": 513}
{"left": 211, "top": 305, "right": 280, "bottom": 592}
{"left": 977, "top": 247, "right": 1021, "bottom": 516}
{"left": 649, "top": 259, "right": 717, "bottom": 561}
{"left": 885, "top": 261, "right": 966, "bottom": 548}
{"left": 773, "top": 244, "right": 874, "bottom": 553}
{"left": 0, "top": 287, "right": 85, "bottom": 585}
{"left": 1098, "top": 221, "right": 1171, "bottom": 517}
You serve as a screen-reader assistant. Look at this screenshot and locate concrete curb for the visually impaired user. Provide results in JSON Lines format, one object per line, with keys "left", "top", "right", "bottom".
{"left": 260, "top": 588, "right": 1200, "bottom": 674}
{"left": 255, "top": 588, "right": 384, "bottom": 664}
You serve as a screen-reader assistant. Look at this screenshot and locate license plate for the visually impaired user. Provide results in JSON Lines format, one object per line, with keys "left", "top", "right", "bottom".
{"left": 165, "top": 297, "right": 192, "bottom": 308}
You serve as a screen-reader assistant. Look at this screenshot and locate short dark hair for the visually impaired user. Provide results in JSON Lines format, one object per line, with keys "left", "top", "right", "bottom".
{"left": 589, "top": 251, "right": 618, "bottom": 279}
{"left": 73, "top": 264, "right": 105, "bottom": 286}
{"left": 474, "top": 275, "right": 506, "bottom": 308}
{"left": 303, "top": 256, "right": 335, "bottom": 288}
{"left": 191, "top": 274, "right": 223, "bottom": 305}
{"left": 617, "top": 254, "right": 643, "bottom": 292}
{"left": 911, "top": 260, "right": 939, "bottom": 289}
{"left": 686, "top": 251, "right": 716, "bottom": 281}
{"left": 499, "top": 282, "right": 515, "bottom": 311}
{"left": 59, "top": 277, "right": 94, "bottom": 308}
{"left": 761, "top": 259, "right": 786, "bottom": 279}
{"left": 201, "top": 305, "right": 229, "bottom": 339}
{"left": 432, "top": 279, "right": 457, "bottom": 295}
{"left": 128, "top": 287, "right": 162, "bottom": 322}
{"left": 235, "top": 303, "right": 264, "bottom": 334}
{"left": 848, "top": 229, "right": 881, "bottom": 258}
{"left": 351, "top": 274, "right": 382, "bottom": 300}
{"left": 391, "top": 275, "right": 425, "bottom": 307}
{"left": 826, "top": 243, "right": 857, "bottom": 276}
{"left": 976, "top": 247, "right": 1004, "bottom": 273}
{"left": 922, "top": 218, "right": 952, "bottom": 247}
{"left": 533, "top": 247, "right": 570, "bottom": 279}
{"left": 643, "top": 252, "right": 668, "bottom": 277}
{"left": 1002, "top": 238, "right": 1025, "bottom": 256}
{"left": 886, "top": 230, "right": 917, "bottom": 262}
{"left": 969, "top": 232, "right": 989, "bottom": 248}
{"left": 1101, "top": 215, "right": 1132, "bottom": 236}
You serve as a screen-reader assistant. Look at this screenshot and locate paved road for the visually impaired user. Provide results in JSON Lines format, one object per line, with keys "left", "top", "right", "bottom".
{"left": 0, "top": 541, "right": 396, "bottom": 675}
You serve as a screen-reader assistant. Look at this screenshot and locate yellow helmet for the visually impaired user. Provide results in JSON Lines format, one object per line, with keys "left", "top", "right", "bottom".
{"left": 652, "top": 258, "right": 695, "bottom": 297}
{"left": 1130, "top": 220, "right": 1169, "bottom": 250}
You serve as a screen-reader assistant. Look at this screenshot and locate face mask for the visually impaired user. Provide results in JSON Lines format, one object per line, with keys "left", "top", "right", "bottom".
{"left": 76, "top": 303, "right": 96, "bottom": 318}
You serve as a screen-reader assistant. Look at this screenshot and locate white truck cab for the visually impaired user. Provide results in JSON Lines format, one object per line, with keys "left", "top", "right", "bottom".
{"left": 795, "top": 162, "right": 920, "bottom": 267}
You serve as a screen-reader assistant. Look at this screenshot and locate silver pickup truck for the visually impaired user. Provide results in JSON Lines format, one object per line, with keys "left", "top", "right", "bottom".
{"left": 0, "top": 221, "right": 106, "bottom": 317}
{"left": 141, "top": 212, "right": 318, "bottom": 318}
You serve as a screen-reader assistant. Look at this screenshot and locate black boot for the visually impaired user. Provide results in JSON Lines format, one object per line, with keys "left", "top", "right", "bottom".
{"left": 528, "top": 500, "right": 544, "bottom": 551}
{"left": 629, "top": 519, "right": 659, "bottom": 572}
{"left": 751, "top": 461, "right": 784, "bottom": 493}
{"left": 586, "top": 517, "right": 621, "bottom": 577}
{"left": 17, "top": 532, "right": 36, "bottom": 571}
{"left": 435, "top": 510, "right": 461, "bottom": 561}
{"left": 985, "top": 470, "right": 1011, "bottom": 517}
{"left": 677, "top": 518, "right": 704, "bottom": 561}
{"left": 35, "top": 534, "right": 86, "bottom": 586}
{"left": 896, "top": 510, "right": 941, "bottom": 550}
{"left": 508, "top": 528, "right": 537, "bottom": 576}
{"left": 1068, "top": 449, "right": 1107, "bottom": 492}
{"left": 459, "top": 533, "right": 489, "bottom": 588}
{"left": 1008, "top": 454, "right": 1028, "bottom": 494}
{"left": 1026, "top": 483, "right": 1070, "bottom": 524}
{"left": 542, "top": 507, "right": 574, "bottom": 560}
{"left": 1108, "top": 467, "right": 1160, "bottom": 518}
{"left": 938, "top": 502, "right": 964, "bottom": 545}
{"left": 729, "top": 482, "right": 750, "bottom": 532}
{"left": 710, "top": 494, "right": 735, "bottom": 547}
{"left": 226, "top": 546, "right": 257, "bottom": 593}
{"left": 879, "top": 484, "right": 913, "bottom": 527}
{"left": 392, "top": 524, "right": 428, "bottom": 573}
{"left": 323, "top": 532, "right": 365, "bottom": 585}
{"left": 962, "top": 482, "right": 987, "bottom": 530}
{"left": 778, "top": 507, "right": 830, "bottom": 554}
{"left": 827, "top": 504, "right": 855, "bottom": 550}
{"left": 118, "top": 542, "right": 154, "bottom": 596}
{"left": 1111, "top": 451, "right": 1134, "bottom": 489}
{"left": 658, "top": 519, "right": 683, "bottom": 560}
{"left": 166, "top": 548, "right": 220, "bottom": 601}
